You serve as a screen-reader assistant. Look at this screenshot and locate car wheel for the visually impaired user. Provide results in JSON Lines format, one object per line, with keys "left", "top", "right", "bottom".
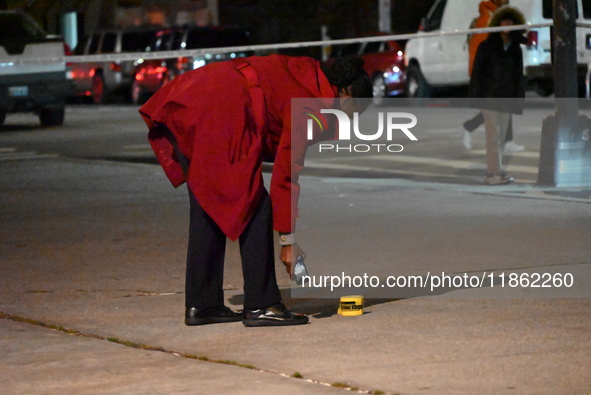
{"left": 535, "top": 81, "right": 554, "bottom": 97}
{"left": 92, "top": 73, "right": 106, "bottom": 104}
{"left": 39, "top": 106, "right": 65, "bottom": 126}
{"left": 406, "top": 64, "right": 431, "bottom": 98}
{"left": 372, "top": 74, "right": 387, "bottom": 106}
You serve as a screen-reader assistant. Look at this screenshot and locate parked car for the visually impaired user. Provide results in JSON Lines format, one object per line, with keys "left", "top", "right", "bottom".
{"left": 328, "top": 35, "right": 406, "bottom": 104}
{"left": 131, "top": 25, "right": 251, "bottom": 104}
{"left": 0, "top": 11, "right": 72, "bottom": 127}
{"left": 404, "top": 0, "right": 591, "bottom": 97}
{"left": 70, "top": 26, "right": 161, "bottom": 103}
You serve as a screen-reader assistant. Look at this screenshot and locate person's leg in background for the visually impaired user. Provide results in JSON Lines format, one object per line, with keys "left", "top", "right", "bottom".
{"left": 482, "top": 110, "right": 514, "bottom": 185}
{"left": 463, "top": 112, "right": 524, "bottom": 152}
{"left": 462, "top": 111, "right": 484, "bottom": 150}
{"left": 504, "top": 115, "right": 525, "bottom": 153}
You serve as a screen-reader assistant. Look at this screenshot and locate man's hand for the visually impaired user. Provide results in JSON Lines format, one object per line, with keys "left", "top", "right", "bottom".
{"left": 280, "top": 243, "right": 306, "bottom": 278}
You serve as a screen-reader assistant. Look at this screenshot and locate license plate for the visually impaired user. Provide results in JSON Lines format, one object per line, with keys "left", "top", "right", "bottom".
{"left": 9, "top": 86, "right": 28, "bottom": 97}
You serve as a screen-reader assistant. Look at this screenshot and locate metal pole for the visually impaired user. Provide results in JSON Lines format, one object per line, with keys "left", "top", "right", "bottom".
{"left": 553, "top": 0, "right": 578, "bottom": 100}
{"left": 537, "top": 0, "right": 583, "bottom": 186}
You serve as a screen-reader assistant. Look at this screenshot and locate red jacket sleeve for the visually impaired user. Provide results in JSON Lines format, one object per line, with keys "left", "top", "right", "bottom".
{"left": 141, "top": 114, "right": 186, "bottom": 188}
{"left": 270, "top": 107, "right": 307, "bottom": 234}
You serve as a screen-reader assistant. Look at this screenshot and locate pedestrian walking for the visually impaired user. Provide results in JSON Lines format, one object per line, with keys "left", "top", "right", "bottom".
{"left": 139, "top": 54, "right": 372, "bottom": 326}
{"left": 463, "top": 0, "right": 524, "bottom": 153}
{"left": 469, "top": 6, "right": 526, "bottom": 185}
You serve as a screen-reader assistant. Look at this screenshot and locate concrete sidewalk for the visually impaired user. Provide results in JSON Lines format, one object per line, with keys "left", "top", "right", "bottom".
{"left": 0, "top": 157, "right": 590, "bottom": 394}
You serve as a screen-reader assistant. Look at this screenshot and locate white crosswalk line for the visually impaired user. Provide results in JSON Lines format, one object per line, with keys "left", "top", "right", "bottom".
{"left": 312, "top": 153, "right": 539, "bottom": 174}
{"left": 370, "top": 154, "right": 538, "bottom": 174}
{"left": 470, "top": 149, "right": 539, "bottom": 158}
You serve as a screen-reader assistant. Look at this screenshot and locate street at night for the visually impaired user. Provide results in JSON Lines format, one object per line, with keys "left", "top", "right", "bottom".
{"left": 1, "top": 102, "right": 589, "bottom": 393}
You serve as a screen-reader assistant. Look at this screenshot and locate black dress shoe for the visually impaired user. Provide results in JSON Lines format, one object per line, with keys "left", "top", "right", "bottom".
{"left": 185, "top": 306, "right": 242, "bottom": 326}
{"left": 242, "top": 303, "right": 309, "bottom": 327}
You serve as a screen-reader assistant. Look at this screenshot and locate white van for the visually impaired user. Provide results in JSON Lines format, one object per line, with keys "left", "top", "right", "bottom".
{"left": 404, "top": 0, "right": 591, "bottom": 97}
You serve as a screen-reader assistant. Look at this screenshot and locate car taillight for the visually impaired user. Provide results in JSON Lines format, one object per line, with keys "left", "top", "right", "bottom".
{"left": 110, "top": 62, "right": 122, "bottom": 72}
{"left": 526, "top": 31, "right": 538, "bottom": 49}
{"left": 153, "top": 66, "right": 167, "bottom": 75}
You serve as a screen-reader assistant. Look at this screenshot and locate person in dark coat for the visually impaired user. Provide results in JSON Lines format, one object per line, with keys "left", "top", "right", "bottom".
{"left": 463, "top": 0, "right": 525, "bottom": 154}
{"left": 469, "top": 6, "right": 526, "bottom": 185}
{"left": 139, "top": 54, "right": 372, "bottom": 326}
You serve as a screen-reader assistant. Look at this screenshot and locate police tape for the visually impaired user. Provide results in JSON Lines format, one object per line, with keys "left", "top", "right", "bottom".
{"left": 0, "top": 23, "right": 554, "bottom": 65}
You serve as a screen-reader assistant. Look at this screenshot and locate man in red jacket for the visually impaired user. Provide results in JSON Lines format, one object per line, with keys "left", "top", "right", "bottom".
{"left": 140, "top": 54, "right": 372, "bottom": 327}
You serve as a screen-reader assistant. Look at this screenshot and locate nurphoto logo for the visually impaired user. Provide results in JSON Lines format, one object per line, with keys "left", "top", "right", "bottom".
{"left": 305, "top": 108, "right": 419, "bottom": 153}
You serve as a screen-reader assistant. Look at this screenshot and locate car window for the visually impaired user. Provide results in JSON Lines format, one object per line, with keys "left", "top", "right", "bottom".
{"left": 185, "top": 28, "right": 219, "bottom": 49}
{"left": 216, "top": 29, "right": 250, "bottom": 47}
{"left": 74, "top": 40, "right": 85, "bottom": 54}
{"left": 161, "top": 33, "right": 174, "bottom": 51}
{"left": 363, "top": 41, "right": 384, "bottom": 54}
{"left": 122, "top": 30, "right": 157, "bottom": 52}
{"left": 423, "top": 0, "right": 446, "bottom": 32}
{"left": 147, "top": 34, "right": 160, "bottom": 51}
{"left": 149, "top": 31, "right": 173, "bottom": 51}
{"left": 88, "top": 34, "right": 101, "bottom": 54}
{"left": 340, "top": 43, "right": 361, "bottom": 56}
{"left": 74, "top": 36, "right": 89, "bottom": 54}
{"left": 101, "top": 32, "right": 117, "bottom": 53}
{"left": 172, "top": 30, "right": 186, "bottom": 49}
{"left": 583, "top": 0, "right": 591, "bottom": 19}
{"left": 0, "top": 13, "right": 46, "bottom": 41}
{"left": 385, "top": 41, "right": 401, "bottom": 53}
{"left": 121, "top": 32, "right": 139, "bottom": 52}
{"left": 0, "top": 13, "right": 48, "bottom": 54}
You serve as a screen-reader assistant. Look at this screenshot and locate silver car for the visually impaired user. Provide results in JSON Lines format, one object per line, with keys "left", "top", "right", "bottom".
{"left": 70, "top": 26, "right": 160, "bottom": 103}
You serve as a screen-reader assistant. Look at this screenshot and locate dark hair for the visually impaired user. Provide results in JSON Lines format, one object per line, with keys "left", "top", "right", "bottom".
{"left": 322, "top": 56, "right": 373, "bottom": 98}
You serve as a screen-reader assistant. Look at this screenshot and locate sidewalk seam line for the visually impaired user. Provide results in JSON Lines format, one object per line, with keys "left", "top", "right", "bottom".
{"left": 0, "top": 311, "right": 390, "bottom": 395}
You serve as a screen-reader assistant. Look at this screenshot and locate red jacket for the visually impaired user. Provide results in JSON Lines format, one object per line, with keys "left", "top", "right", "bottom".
{"left": 139, "top": 55, "right": 339, "bottom": 240}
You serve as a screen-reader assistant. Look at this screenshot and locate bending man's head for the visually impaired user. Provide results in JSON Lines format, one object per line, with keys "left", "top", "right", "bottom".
{"left": 321, "top": 56, "right": 373, "bottom": 116}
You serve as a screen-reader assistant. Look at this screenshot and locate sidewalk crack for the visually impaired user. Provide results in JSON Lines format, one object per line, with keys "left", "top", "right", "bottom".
{"left": 0, "top": 311, "right": 392, "bottom": 394}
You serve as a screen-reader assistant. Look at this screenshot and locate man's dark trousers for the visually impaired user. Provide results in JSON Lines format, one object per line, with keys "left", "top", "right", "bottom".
{"left": 185, "top": 188, "right": 282, "bottom": 310}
